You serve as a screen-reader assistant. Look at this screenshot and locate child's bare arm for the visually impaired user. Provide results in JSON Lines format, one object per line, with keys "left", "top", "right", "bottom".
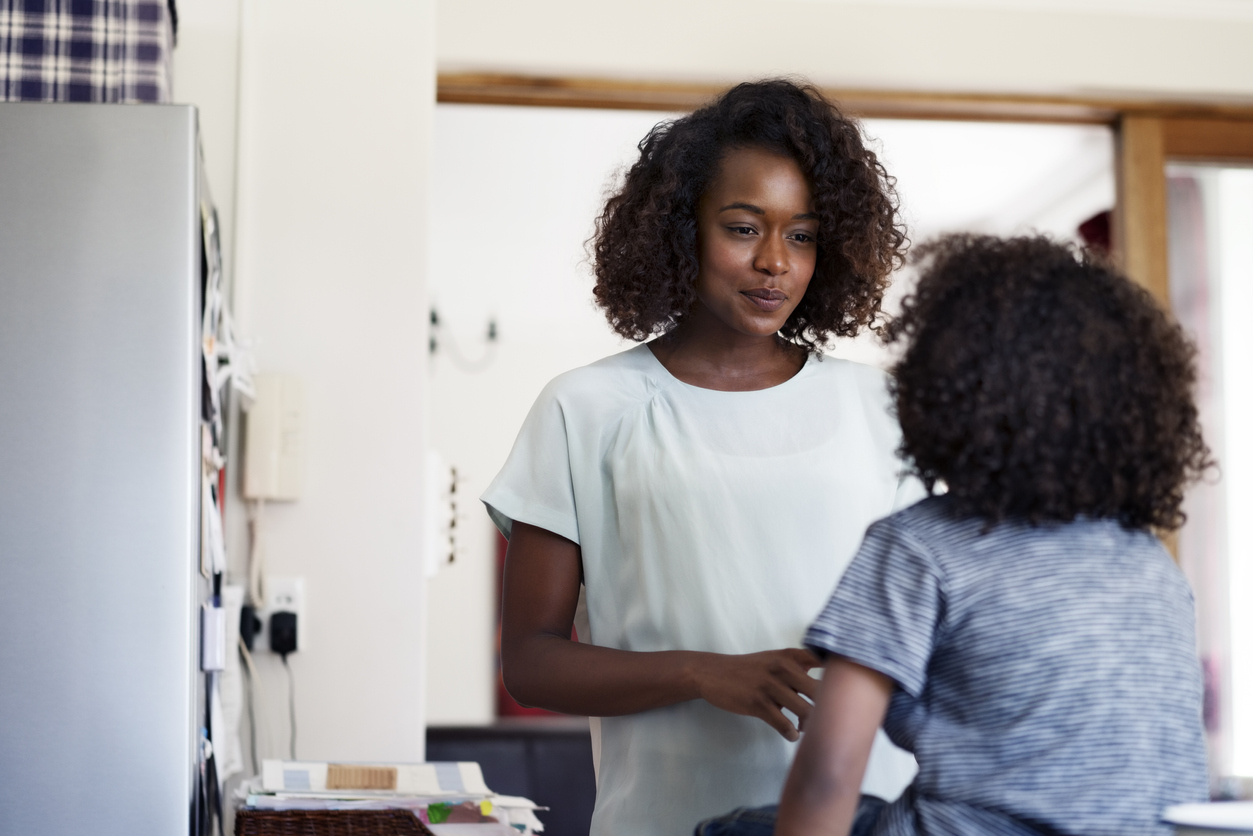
{"left": 775, "top": 656, "right": 894, "bottom": 836}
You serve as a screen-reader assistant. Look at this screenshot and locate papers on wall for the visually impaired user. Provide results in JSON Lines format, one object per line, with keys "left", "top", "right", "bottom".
{"left": 214, "top": 585, "right": 247, "bottom": 785}
{"left": 201, "top": 470, "right": 226, "bottom": 577}
{"left": 200, "top": 202, "right": 254, "bottom": 432}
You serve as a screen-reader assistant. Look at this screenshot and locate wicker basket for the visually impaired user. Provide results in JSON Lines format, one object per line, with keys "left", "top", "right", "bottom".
{"left": 235, "top": 809, "right": 436, "bottom": 836}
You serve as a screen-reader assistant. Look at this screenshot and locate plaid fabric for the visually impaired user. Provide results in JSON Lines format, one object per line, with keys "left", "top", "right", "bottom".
{"left": 0, "top": 0, "right": 172, "bottom": 103}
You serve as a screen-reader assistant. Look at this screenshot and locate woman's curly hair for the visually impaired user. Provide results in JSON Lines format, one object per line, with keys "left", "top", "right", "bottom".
{"left": 887, "top": 234, "right": 1212, "bottom": 531}
{"left": 592, "top": 79, "right": 905, "bottom": 351}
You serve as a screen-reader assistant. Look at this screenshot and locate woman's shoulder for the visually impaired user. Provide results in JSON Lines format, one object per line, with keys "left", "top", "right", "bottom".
{"left": 534, "top": 344, "right": 661, "bottom": 413}
{"left": 805, "top": 354, "right": 896, "bottom": 420}
{"left": 808, "top": 353, "right": 892, "bottom": 389}
{"left": 542, "top": 343, "right": 653, "bottom": 389}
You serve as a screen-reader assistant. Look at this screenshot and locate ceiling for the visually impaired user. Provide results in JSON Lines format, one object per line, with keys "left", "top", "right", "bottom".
{"left": 787, "top": 0, "right": 1253, "bottom": 20}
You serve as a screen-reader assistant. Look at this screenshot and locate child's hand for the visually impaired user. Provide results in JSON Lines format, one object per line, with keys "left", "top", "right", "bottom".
{"left": 688, "top": 648, "right": 821, "bottom": 741}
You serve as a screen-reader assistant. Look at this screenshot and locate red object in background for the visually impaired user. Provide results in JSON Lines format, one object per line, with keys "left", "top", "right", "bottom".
{"left": 1079, "top": 210, "right": 1112, "bottom": 256}
{"left": 495, "top": 531, "right": 561, "bottom": 718}
{"left": 218, "top": 467, "right": 227, "bottom": 528}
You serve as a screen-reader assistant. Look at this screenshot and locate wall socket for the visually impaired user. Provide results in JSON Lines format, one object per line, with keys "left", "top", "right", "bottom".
{"left": 261, "top": 576, "right": 306, "bottom": 653}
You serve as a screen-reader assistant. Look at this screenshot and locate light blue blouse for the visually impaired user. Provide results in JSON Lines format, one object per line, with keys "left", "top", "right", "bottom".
{"left": 483, "top": 344, "right": 923, "bottom": 836}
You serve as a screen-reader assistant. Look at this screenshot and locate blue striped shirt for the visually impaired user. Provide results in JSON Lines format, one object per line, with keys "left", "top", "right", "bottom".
{"left": 805, "top": 496, "right": 1208, "bottom": 836}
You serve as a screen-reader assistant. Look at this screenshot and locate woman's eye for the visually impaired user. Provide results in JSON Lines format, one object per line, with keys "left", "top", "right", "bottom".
{"left": 728, "top": 225, "right": 757, "bottom": 235}
{"left": 791, "top": 232, "right": 815, "bottom": 243}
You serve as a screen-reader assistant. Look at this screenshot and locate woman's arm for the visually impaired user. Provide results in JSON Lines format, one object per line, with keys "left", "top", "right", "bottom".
{"left": 500, "top": 521, "right": 821, "bottom": 740}
{"left": 774, "top": 657, "right": 893, "bottom": 836}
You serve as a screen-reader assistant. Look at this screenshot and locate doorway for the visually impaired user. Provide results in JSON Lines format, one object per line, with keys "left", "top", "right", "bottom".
{"left": 425, "top": 102, "right": 1117, "bottom": 726}
{"left": 1167, "top": 162, "right": 1253, "bottom": 783}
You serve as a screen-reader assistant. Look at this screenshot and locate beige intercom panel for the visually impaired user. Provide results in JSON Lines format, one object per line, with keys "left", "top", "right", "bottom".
{"left": 243, "top": 373, "right": 305, "bottom": 501}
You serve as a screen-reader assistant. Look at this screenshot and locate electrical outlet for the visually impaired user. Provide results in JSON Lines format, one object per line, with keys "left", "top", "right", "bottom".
{"left": 261, "top": 576, "right": 306, "bottom": 652}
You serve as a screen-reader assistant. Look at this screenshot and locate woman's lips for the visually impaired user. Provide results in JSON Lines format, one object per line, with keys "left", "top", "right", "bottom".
{"left": 741, "top": 288, "right": 787, "bottom": 312}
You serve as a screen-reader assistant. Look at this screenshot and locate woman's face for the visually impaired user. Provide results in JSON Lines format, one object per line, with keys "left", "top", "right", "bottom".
{"left": 693, "top": 146, "right": 819, "bottom": 338}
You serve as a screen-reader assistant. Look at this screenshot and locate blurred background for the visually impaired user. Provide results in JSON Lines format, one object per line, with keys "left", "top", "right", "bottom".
{"left": 172, "top": 0, "right": 1253, "bottom": 808}
{"left": 4, "top": 1, "right": 1251, "bottom": 833}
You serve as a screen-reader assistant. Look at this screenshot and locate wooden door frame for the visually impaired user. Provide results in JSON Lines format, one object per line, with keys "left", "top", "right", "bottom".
{"left": 438, "top": 73, "right": 1253, "bottom": 306}
{"left": 1118, "top": 117, "right": 1253, "bottom": 307}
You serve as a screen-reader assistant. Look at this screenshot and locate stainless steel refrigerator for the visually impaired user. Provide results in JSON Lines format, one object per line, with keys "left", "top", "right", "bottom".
{"left": 0, "top": 103, "right": 209, "bottom": 834}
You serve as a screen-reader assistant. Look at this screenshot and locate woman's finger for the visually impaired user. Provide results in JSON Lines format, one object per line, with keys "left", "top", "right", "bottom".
{"left": 767, "top": 679, "right": 814, "bottom": 724}
{"left": 756, "top": 702, "right": 800, "bottom": 741}
{"left": 778, "top": 663, "right": 821, "bottom": 700}
{"left": 787, "top": 647, "right": 822, "bottom": 670}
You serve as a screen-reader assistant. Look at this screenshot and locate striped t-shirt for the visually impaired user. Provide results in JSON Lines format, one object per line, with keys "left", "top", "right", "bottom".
{"left": 805, "top": 496, "right": 1208, "bottom": 836}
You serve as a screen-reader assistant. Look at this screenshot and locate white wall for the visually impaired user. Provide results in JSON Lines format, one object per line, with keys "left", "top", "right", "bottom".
{"left": 425, "top": 107, "right": 656, "bottom": 724}
{"left": 170, "top": 0, "right": 241, "bottom": 288}
{"left": 438, "top": 0, "right": 1253, "bottom": 98}
{"left": 173, "top": 0, "right": 434, "bottom": 762}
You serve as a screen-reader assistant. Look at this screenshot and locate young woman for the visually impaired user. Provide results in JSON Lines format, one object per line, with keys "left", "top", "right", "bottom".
{"left": 482, "top": 80, "right": 919, "bottom": 835}
{"left": 699, "top": 235, "right": 1212, "bottom": 835}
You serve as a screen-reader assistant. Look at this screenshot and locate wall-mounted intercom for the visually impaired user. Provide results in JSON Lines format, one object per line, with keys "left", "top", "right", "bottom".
{"left": 244, "top": 373, "right": 305, "bottom": 501}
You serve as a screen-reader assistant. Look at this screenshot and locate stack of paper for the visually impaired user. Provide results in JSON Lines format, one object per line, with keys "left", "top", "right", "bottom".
{"left": 239, "top": 760, "right": 545, "bottom": 834}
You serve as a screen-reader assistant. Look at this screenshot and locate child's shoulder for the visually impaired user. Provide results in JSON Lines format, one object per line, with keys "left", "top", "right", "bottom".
{"left": 876, "top": 498, "right": 1182, "bottom": 586}
{"left": 873, "top": 494, "right": 972, "bottom": 543}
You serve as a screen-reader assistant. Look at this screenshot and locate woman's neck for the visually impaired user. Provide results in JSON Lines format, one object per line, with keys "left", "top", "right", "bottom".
{"left": 648, "top": 304, "right": 808, "bottom": 391}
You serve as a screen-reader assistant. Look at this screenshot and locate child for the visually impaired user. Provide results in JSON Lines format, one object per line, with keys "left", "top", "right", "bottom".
{"left": 698, "top": 234, "right": 1212, "bottom": 836}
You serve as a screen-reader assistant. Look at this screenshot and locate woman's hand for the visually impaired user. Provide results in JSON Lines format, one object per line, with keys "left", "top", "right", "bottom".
{"left": 502, "top": 522, "right": 824, "bottom": 727}
{"left": 687, "top": 648, "right": 821, "bottom": 741}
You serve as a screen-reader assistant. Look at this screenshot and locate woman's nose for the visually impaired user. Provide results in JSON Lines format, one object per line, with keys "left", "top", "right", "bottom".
{"left": 754, "top": 233, "right": 788, "bottom": 276}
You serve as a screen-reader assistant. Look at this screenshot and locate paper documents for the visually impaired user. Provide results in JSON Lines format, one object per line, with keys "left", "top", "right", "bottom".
{"left": 243, "top": 760, "right": 545, "bottom": 834}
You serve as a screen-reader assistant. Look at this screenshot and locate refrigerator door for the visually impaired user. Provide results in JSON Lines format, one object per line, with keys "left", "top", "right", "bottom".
{"left": 0, "top": 103, "right": 201, "bottom": 835}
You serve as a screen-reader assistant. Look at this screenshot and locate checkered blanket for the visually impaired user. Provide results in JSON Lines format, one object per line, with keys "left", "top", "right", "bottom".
{"left": 1, "top": 0, "right": 173, "bottom": 103}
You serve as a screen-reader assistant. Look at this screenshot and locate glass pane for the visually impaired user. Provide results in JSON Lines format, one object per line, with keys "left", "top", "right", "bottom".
{"left": 1167, "top": 163, "right": 1253, "bottom": 781}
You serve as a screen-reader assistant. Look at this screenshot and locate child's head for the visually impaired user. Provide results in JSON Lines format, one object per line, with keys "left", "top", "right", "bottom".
{"left": 592, "top": 78, "right": 905, "bottom": 351}
{"left": 887, "top": 234, "right": 1212, "bottom": 530}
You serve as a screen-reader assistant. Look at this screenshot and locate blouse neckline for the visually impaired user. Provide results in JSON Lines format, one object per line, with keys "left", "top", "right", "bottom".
{"left": 640, "top": 342, "right": 818, "bottom": 394}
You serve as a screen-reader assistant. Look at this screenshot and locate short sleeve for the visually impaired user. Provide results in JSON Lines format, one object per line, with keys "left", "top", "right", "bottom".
{"left": 804, "top": 516, "right": 943, "bottom": 698}
{"left": 480, "top": 381, "right": 580, "bottom": 545}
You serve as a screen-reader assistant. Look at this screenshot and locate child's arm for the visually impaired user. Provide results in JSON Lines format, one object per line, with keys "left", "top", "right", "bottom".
{"left": 774, "top": 656, "right": 894, "bottom": 836}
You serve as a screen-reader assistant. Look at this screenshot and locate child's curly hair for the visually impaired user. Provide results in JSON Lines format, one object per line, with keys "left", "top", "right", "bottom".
{"left": 887, "top": 234, "right": 1212, "bottom": 531}
{"left": 592, "top": 79, "right": 905, "bottom": 352}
